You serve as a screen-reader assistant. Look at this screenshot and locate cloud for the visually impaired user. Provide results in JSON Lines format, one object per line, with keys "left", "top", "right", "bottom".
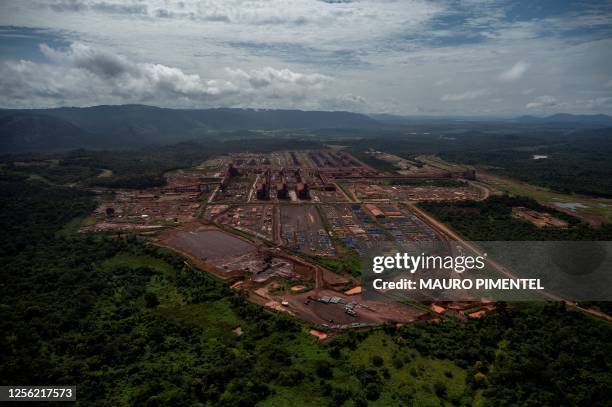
{"left": 526, "top": 95, "right": 558, "bottom": 109}
{"left": 320, "top": 93, "right": 367, "bottom": 111}
{"left": 606, "top": 79, "right": 612, "bottom": 88}
{"left": 499, "top": 61, "right": 528, "bottom": 81}
{"left": 37, "top": 43, "right": 237, "bottom": 98}
{"left": 575, "top": 97, "right": 612, "bottom": 110}
{"left": 0, "top": 42, "right": 335, "bottom": 108}
{"left": 50, "top": 0, "right": 148, "bottom": 15}
{"left": 40, "top": 43, "right": 136, "bottom": 78}
{"left": 1, "top": 1, "right": 612, "bottom": 114}
{"left": 90, "top": 2, "right": 147, "bottom": 15}
{"left": 440, "top": 88, "right": 490, "bottom": 102}
{"left": 226, "top": 67, "right": 330, "bottom": 89}
{"left": 41, "top": 0, "right": 440, "bottom": 33}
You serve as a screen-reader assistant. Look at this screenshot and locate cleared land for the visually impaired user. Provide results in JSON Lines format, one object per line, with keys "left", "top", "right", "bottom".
{"left": 166, "top": 227, "right": 256, "bottom": 260}
{"left": 282, "top": 289, "right": 428, "bottom": 327}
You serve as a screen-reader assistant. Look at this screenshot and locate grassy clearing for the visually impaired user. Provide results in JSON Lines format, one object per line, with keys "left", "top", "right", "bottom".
{"left": 484, "top": 174, "right": 612, "bottom": 223}
{"left": 147, "top": 273, "right": 184, "bottom": 306}
{"left": 352, "top": 151, "right": 399, "bottom": 174}
{"left": 259, "top": 333, "right": 338, "bottom": 407}
{"left": 26, "top": 173, "right": 52, "bottom": 184}
{"left": 96, "top": 168, "right": 113, "bottom": 178}
{"left": 262, "top": 330, "right": 469, "bottom": 406}
{"left": 351, "top": 331, "right": 468, "bottom": 406}
{"left": 416, "top": 155, "right": 464, "bottom": 171}
{"left": 57, "top": 215, "right": 97, "bottom": 236}
{"left": 156, "top": 300, "right": 242, "bottom": 336}
{"left": 295, "top": 248, "right": 361, "bottom": 279}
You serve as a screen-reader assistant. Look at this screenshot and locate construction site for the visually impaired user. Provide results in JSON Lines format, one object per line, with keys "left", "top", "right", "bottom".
{"left": 84, "top": 149, "right": 495, "bottom": 331}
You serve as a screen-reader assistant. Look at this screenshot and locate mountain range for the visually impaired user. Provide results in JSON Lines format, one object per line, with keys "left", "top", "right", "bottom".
{"left": 0, "top": 105, "right": 379, "bottom": 152}
{"left": 512, "top": 113, "right": 612, "bottom": 125}
{"left": 371, "top": 112, "right": 612, "bottom": 126}
{"left": 1, "top": 105, "right": 611, "bottom": 153}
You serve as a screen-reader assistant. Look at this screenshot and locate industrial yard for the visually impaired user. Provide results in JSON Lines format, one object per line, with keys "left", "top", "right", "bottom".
{"left": 84, "top": 148, "right": 491, "bottom": 330}
{"left": 280, "top": 205, "right": 335, "bottom": 256}
{"left": 353, "top": 182, "right": 480, "bottom": 202}
{"left": 83, "top": 169, "right": 214, "bottom": 231}
{"left": 215, "top": 204, "right": 276, "bottom": 241}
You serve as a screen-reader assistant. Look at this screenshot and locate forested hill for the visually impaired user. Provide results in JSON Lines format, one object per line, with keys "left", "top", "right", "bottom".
{"left": 0, "top": 105, "right": 379, "bottom": 152}
{"left": 0, "top": 113, "right": 94, "bottom": 152}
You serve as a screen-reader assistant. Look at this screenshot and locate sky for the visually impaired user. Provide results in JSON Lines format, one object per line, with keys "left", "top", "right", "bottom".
{"left": 0, "top": 0, "right": 611, "bottom": 116}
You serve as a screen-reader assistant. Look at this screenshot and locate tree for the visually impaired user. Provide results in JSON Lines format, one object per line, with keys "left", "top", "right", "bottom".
{"left": 315, "top": 360, "right": 333, "bottom": 379}
{"left": 434, "top": 381, "right": 447, "bottom": 398}
{"left": 371, "top": 355, "right": 384, "bottom": 367}
{"left": 144, "top": 292, "right": 160, "bottom": 308}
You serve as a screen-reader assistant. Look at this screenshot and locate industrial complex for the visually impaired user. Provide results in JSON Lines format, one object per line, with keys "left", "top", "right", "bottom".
{"left": 85, "top": 149, "right": 496, "bottom": 334}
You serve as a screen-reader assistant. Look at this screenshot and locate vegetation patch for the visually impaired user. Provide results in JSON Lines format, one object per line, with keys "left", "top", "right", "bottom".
{"left": 419, "top": 195, "right": 612, "bottom": 241}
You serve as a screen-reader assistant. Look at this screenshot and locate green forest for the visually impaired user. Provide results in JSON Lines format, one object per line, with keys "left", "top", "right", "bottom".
{"left": 1, "top": 162, "right": 611, "bottom": 406}
{"left": 436, "top": 129, "right": 612, "bottom": 197}
{"left": 331, "top": 127, "right": 612, "bottom": 197}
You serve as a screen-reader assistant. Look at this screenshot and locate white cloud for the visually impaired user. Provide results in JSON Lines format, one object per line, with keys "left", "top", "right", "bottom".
{"left": 441, "top": 88, "right": 490, "bottom": 102}
{"left": 0, "top": 42, "right": 334, "bottom": 108}
{"left": 499, "top": 61, "right": 528, "bottom": 81}
{"left": 526, "top": 95, "right": 558, "bottom": 109}
{"left": 226, "top": 67, "right": 330, "bottom": 89}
